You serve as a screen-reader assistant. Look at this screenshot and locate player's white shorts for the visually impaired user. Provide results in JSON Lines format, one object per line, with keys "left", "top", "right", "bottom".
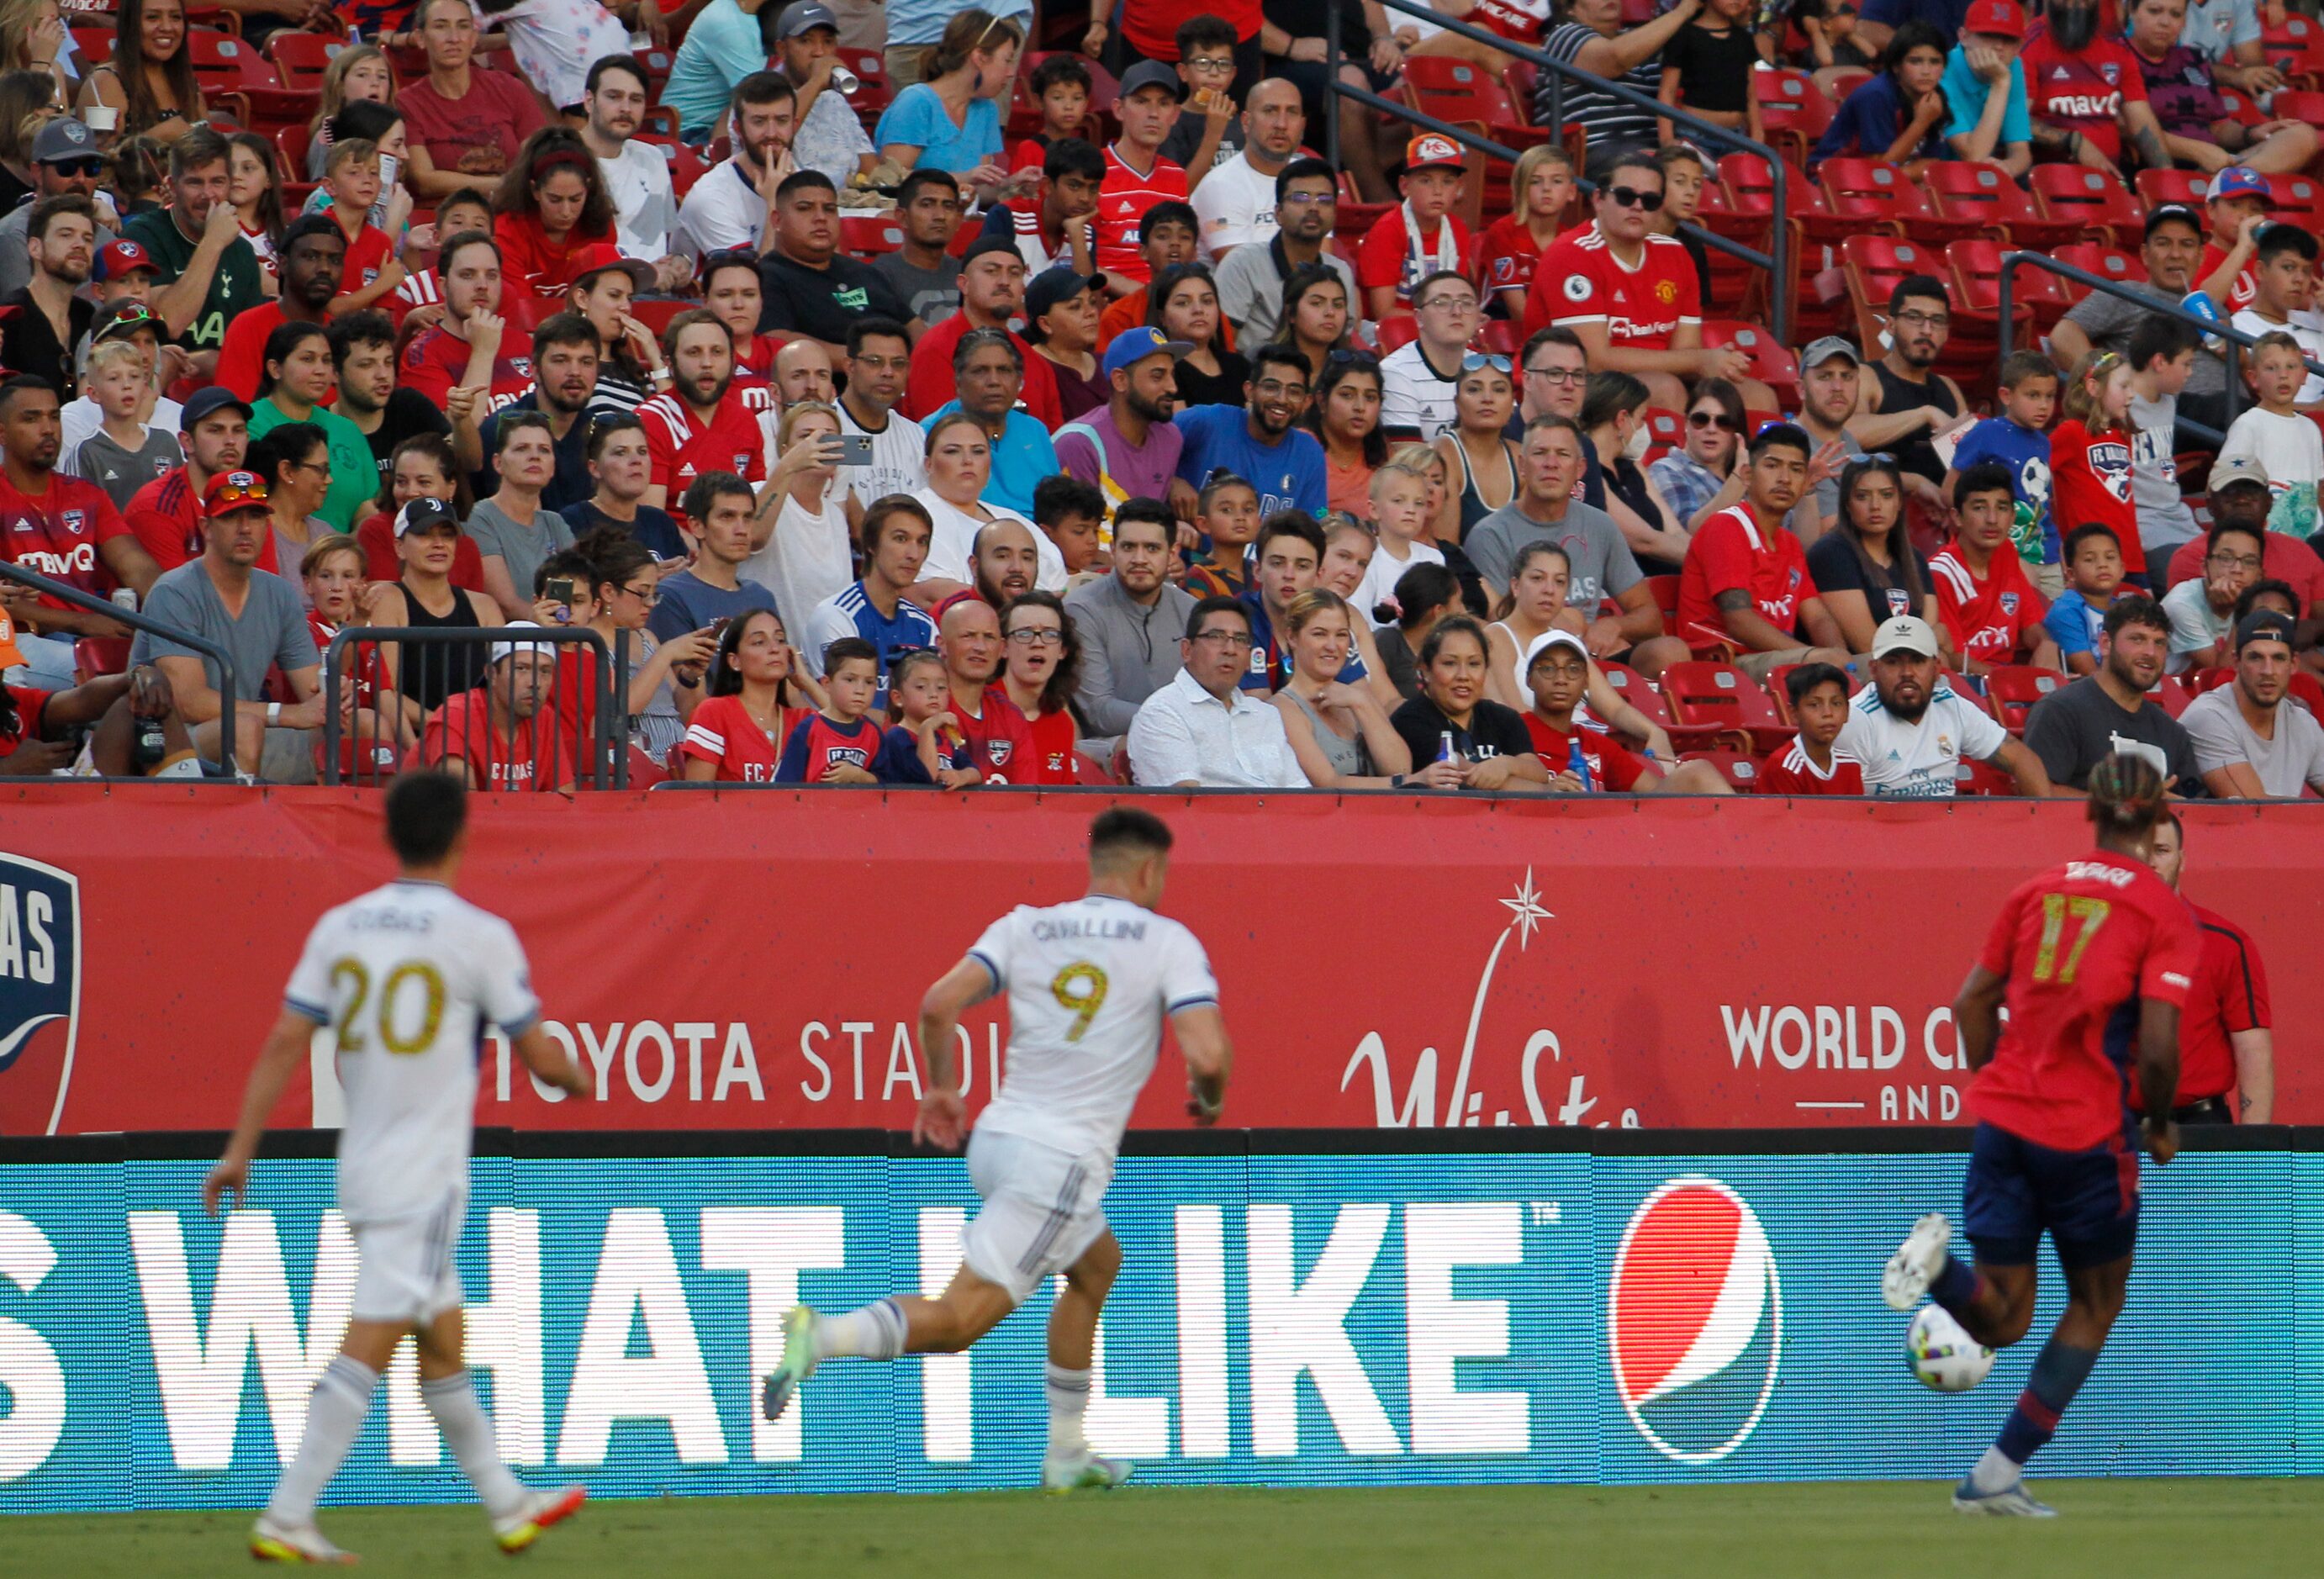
{"left": 350, "top": 1189, "right": 467, "bottom": 1325}
{"left": 961, "top": 1127, "right": 1113, "bottom": 1305}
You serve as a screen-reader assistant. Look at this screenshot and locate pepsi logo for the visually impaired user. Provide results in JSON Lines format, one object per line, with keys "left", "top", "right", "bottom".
{"left": 1608, "top": 1176, "right": 1783, "bottom": 1465}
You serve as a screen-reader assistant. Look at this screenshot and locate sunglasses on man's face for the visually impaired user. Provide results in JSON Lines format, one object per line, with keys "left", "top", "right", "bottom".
{"left": 49, "top": 159, "right": 103, "bottom": 179}
{"left": 1607, "top": 184, "right": 1664, "bottom": 211}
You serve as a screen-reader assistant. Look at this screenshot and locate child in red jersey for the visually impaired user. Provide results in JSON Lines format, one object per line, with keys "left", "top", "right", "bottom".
{"left": 320, "top": 140, "right": 406, "bottom": 316}
{"left": 1756, "top": 662, "right": 1866, "bottom": 795}
{"left": 1931, "top": 463, "right": 2057, "bottom": 673}
{"left": 775, "top": 637, "right": 914, "bottom": 783}
{"left": 1881, "top": 752, "right": 2200, "bottom": 1518}
{"left": 2048, "top": 349, "right": 2144, "bottom": 584}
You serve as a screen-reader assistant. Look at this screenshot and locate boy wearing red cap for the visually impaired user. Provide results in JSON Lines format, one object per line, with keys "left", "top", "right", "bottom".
{"left": 1359, "top": 134, "right": 1477, "bottom": 321}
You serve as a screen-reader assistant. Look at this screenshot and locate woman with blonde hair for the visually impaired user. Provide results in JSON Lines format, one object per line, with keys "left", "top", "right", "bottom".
{"left": 0, "top": 0, "right": 70, "bottom": 109}
{"left": 1271, "top": 588, "right": 1415, "bottom": 789}
{"left": 304, "top": 44, "right": 394, "bottom": 179}
{"left": 76, "top": 0, "right": 202, "bottom": 143}
{"left": 747, "top": 399, "right": 854, "bottom": 647}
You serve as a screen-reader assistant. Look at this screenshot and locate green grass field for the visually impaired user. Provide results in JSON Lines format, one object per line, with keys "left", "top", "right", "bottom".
{"left": 17, "top": 1479, "right": 2322, "bottom": 1578}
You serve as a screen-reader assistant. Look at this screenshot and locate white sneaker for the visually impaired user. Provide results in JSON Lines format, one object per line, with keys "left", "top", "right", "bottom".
{"left": 492, "top": 1484, "right": 586, "bottom": 1552}
{"left": 1883, "top": 1212, "right": 1953, "bottom": 1312}
{"left": 1041, "top": 1449, "right": 1133, "bottom": 1492}
{"left": 1953, "top": 1477, "right": 2057, "bottom": 1518}
{"left": 250, "top": 1513, "right": 357, "bottom": 1564}
{"left": 761, "top": 1305, "right": 821, "bottom": 1423}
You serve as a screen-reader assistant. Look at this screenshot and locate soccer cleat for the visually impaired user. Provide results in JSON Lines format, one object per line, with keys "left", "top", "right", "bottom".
{"left": 1952, "top": 1477, "right": 2057, "bottom": 1518}
{"left": 492, "top": 1484, "right": 586, "bottom": 1553}
{"left": 1883, "top": 1212, "right": 1953, "bottom": 1312}
{"left": 1041, "top": 1450, "right": 1133, "bottom": 1493}
{"left": 249, "top": 1515, "right": 357, "bottom": 1564}
{"left": 761, "top": 1305, "right": 821, "bottom": 1423}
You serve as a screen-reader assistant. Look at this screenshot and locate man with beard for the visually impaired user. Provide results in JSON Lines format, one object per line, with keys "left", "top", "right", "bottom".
{"left": 1057, "top": 327, "right": 1188, "bottom": 519}
{"left": 1786, "top": 338, "right": 1870, "bottom": 541}
{"left": 327, "top": 314, "right": 452, "bottom": 483}
{"left": 1851, "top": 273, "right": 1972, "bottom": 522}
{"left": 837, "top": 319, "right": 927, "bottom": 515}
{"left": 774, "top": 2, "right": 875, "bottom": 187}
{"left": 2016, "top": 0, "right": 2173, "bottom": 177}
{"left": 415, "top": 630, "right": 577, "bottom": 793}
{"left": 0, "top": 196, "right": 98, "bottom": 399}
{"left": 906, "top": 236, "right": 1065, "bottom": 426}
{"left": 1675, "top": 422, "right": 1851, "bottom": 680}
{"left": 938, "top": 596, "right": 1035, "bottom": 784}
{"left": 969, "top": 519, "right": 1045, "bottom": 609}
{"left": 1169, "top": 345, "right": 1326, "bottom": 520}
{"left": 475, "top": 316, "right": 602, "bottom": 511}
{"left": 0, "top": 118, "right": 117, "bottom": 299}
{"left": 582, "top": 57, "right": 687, "bottom": 288}
{"left": 758, "top": 172, "right": 916, "bottom": 363}
{"left": 1212, "top": 158, "right": 1354, "bottom": 344}
{"left": 2183, "top": 610, "right": 2324, "bottom": 797}
{"left": 674, "top": 73, "right": 799, "bottom": 263}
{"left": 879, "top": 168, "right": 971, "bottom": 325}
{"left": 214, "top": 219, "right": 346, "bottom": 405}
{"left": 1838, "top": 615, "right": 2052, "bottom": 797}
{"left": 1191, "top": 81, "right": 1307, "bottom": 256}
{"left": 1067, "top": 500, "right": 1196, "bottom": 752}
{"left": 127, "top": 387, "right": 262, "bottom": 573}
{"left": 639, "top": 310, "right": 767, "bottom": 522}
{"left": 922, "top": 330, "right": 1060, "bottom": 519}
{"left": 123, "top": 129, "right": 265, "bottom": 369}
{"left": 2024, "top": 594, "right": 2209, "bottom": 793}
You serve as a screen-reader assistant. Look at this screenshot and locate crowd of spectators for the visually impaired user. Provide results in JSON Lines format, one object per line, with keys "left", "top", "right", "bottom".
{"left": 0, "top": 0, "right": 2317, "bottom": 805}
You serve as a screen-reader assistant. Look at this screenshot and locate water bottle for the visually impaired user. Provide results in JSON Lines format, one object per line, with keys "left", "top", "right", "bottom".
{"left": 1567, "top": 736, "right": 1593, "bottom": 792}
{"left": 1437, "top": 730, "right": 1458, "bottom": 766}
{"left": 830, "top": 66, "right": 859, "bottom": 98}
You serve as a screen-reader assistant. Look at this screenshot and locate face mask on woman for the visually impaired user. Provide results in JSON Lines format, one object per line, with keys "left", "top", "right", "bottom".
{"left": 1624, "top": 418, "right": 1651, "bottom": 462}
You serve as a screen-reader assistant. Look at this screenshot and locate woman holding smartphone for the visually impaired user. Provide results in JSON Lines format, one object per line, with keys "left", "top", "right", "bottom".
{"left": 747, "top": 400, "right": 854, "bottom": 652}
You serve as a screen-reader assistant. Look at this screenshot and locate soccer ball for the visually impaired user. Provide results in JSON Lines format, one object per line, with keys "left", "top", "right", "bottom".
{"left": 1905, "top": 1305, "right": 1994, "bottom": 1392}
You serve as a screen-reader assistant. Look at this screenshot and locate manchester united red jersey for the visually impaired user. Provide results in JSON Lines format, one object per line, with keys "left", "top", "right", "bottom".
{"left": 1755, "top": 738, "right": 1866, "bottom": 795}
{"left": 1931, "top": 540, "right": 2049, "bottom": 665}
{"left": 1677, "top": 504, "right": 1818, "bottom": 644}
{"left": 0, "top": 472, "right": 129, "bottom": 605}
{"left": 1967, "top": 850, "right": 2200, "bottom": 1150}
{"left": 1524, "top": 223, "right": 1700, "bottom": 348}
{"left": 638, "top": 389, "right": 769, "bottom": 522}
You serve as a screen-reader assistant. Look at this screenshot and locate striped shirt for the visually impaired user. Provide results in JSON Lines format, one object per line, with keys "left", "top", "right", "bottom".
{"left": 1536, "top": 22, "right": 1665, "bottom": 151}
{"left": 1096, "top": 143, "right": 1189, "bottom": 286}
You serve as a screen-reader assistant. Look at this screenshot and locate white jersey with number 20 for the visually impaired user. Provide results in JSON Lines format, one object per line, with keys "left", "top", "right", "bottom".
{"left": 283, "top": 879, "right": 543, "bottom": 1221}
{"left": 968, "top": 894, "right": 1218, "bottom": 1159}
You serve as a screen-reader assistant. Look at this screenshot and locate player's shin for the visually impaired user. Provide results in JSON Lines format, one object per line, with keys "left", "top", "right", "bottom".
{"left": 1976, "top": 1336, "right": 2103, "bottom": 1490}
{"left": 1046, "top": 1363, "right": 1091, "bottom": 1456}
{"left": 421, "top": 1369, "right": 526, "bottom": 1518}
{"left": 267, "top": 1355, "right": 380, "bottom": 1524}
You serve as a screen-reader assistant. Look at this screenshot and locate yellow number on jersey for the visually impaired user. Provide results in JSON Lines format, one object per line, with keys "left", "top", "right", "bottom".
{"left": 1050, "top": 963, "right": 1109, "bottom": 1042}
{"left": 327, "top": 958, "right": 448, "bottom": 1056}
{"left": 2032, "top": 894, "right": 2110, "bottom": 985}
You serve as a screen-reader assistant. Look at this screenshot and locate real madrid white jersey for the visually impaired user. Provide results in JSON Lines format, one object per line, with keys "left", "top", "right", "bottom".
{"left": 283, "top": 879, "right": 541, "bottom": 1220}
{"left": 967, "top": 894, "right": 1218, "bottom": 1158}
{"left": 1834, "top": 683, "right": 2009, "bottom": 800}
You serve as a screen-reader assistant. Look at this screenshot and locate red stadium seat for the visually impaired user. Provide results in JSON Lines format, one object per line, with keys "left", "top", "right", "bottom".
{"left": 1983, "top": 664, "right": 2067, "bottom": 733}
{"left": 2290, "top": 670, "right": 2324, "bottom": 716}
{"left": 1917, "top": 161, "right": 2081, "bottom": 251}
{"left": 626, "top": 296, "right": 695, "bottom": 338}
{"left": 188, "top": 27, "right": 276, "bottom": 91}
{"left": 1661, "top": 661, "right": 1795, "bottom": 754}
{"left": 2052, "top": 242, "right": 2142, "bottom": 305}
{"left": 2261, "top": 12, "right": 2324, "bottom": 83}
{"left": 1814, "top": 156, "right": 1933, "bottom": 241}
{"left": 1071, "top": 750, "right": 1117, "bottom": 786}
{"left": 2134, "top": 166, "right": 2209, "bottom": 214}
{"left": 263, "top": 29, "right": 345, "bottom": 89}
{"left": 1376, "top": 314, "right": 1418, "bottom": 352}
{"left": 1476, "top": 319, "right": 1522, "bottom": 357}
{"left": 1640, "top": 573, "right": 1682, "bottom": 627}
{"left": 1756, "top": 67, "right": 1832, "bottom": 167}
{"left": 1699, "top": 319, "right": 1802, "bottom": 411}
{"left": 1763, "top": 661, "right": 1862, "bottom": 726}
{"left": 841, "top": 214, "right": 904, "bottom": 256}
{"left": 1941, "top": 670, "right": 1994, "bottom": 718}
{"left": 2144, "top": 676, "right": 2194, "bottom": 718}
{"left": 2028, "top": 165, "right": 2146, "bottom": 247}
{"left": 1946, "top": 239, "right": 2044, "bottom": 339}
{"left": 2270, "top": 87, "right": 2324, "bottom": 128}
{"left": 1718, "top": 152, "right": 1842, "bottom": 338}
{"left": 1595, "top": 659, "right": 1677, "bottom": 738}
{"left": 1682, "top": 749, "right": 1762, "bottom": 790}
{"left": 1840, "top": 234, "right": 1941, "bottom": 349}
{"left": 1335, "top": 171, "right": 1394, "bottom": 241}
{"left": 2186, "top": 666, "right": 2236, "bottom": 694}
{"left": 636, "top": 132, "right": 710, "bottom": 199}
{"left": 1955, "top": 758, "right": 2016, "bottom": 795}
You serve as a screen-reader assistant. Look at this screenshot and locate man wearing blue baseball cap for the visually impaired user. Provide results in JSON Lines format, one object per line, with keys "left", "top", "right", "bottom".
{"left": 1055, "top": 325, "right": 1192, "bottom": 516}
{"left": 2195, "top": 165, "right": 2275, "bottom": 313}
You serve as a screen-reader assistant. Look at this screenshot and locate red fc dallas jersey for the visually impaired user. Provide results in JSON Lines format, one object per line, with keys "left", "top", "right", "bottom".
{"left": 1523, "top": 711, "right": 1650, "bottom": 790}
{"left": 1968, "top": 850, "right": 2200, "bottom": 1151}
{"left": 638, "top": 388, "right": 768, "bottom": 521}
{"left": 679, "top": 694, "right": 800, "bottom": 783}
{"left": 949, "top": 687, "right": 1036, "bottom": 784}
{"left": 400, "top": 323, "right": 536, "bottom": 409}
{"left": 1676, "top": 504, "right": 1818, "bottom": 643}
{"left": 1020, "top": 699, "right": 1078, "bottom": 784}
{"left": 1756, "top": 738, "right": 1866, "bottom": 795}
{"left": 1525, "top": 223, "right": 1701, "bottom": 350}
{"left": 1096, "top": 143, "right": 1189, "bottom": 286}
{"left": 2195, "top": 240, "right": 2256, "bottom": 314}
{"left": 2143, "top": 903, "right": 2270, "bottom": 1106}
{"left": 2017, "top": 30, "right": 2147, "bottom": 166}
{"left": 1931, "top": 541, "right": 2048, "bottom": 665}
{"left": 2047, "top": 419, "right": 2142, "bottom": 577}
{"left": 732, "top": 331, "right": 788, "bottom": 415}
{"left": 0, "top": 473, "right": 129, "bottom": 605}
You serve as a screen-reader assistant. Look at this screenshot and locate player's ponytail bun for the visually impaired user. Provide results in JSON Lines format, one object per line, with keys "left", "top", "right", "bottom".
{"left": 2085, "top": 752, "right": 2168, "bottom": 839}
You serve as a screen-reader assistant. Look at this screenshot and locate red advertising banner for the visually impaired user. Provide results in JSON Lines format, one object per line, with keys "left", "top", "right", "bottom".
{"left": 0, "top": 785, "right": 2316, "bottom": 1136}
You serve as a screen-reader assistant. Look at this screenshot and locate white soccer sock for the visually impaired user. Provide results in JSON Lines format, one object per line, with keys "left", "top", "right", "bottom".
{"left": 814, "top": 1297, "right": 907, "bottom": 1361}
{"left": 421, "top": 1370, "right": 526, "bottom": 1519}
{"left": 1045, "top": 1363, "right": 1091, "bottom": 1456}
{"left": 267, "top": 1355, "right": 378, "bottom": 1524}
{"left": 1968, "top": 1445, "right": 2020, "bottom": 1494}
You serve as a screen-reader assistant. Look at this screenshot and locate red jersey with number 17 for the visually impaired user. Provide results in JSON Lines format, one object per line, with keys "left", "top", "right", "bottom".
{"left": 1967, "top": 851, "right": 2200, "bottom": 1150}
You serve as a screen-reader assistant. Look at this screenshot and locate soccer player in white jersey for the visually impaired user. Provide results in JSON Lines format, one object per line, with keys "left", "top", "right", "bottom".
{"left": 761, "top": 807, "right": 1232, "bottom": 1491}
{"left": 204, "top": 771, "right": 594, "bottom": 1564}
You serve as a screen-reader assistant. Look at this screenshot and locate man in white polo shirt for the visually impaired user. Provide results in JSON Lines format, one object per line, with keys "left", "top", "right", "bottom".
{"left": 1836, "top": 615, "right": 2053, "bottom": 799}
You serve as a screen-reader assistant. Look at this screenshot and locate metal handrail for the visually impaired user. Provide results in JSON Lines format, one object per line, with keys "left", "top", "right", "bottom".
{"left": 1326, "top": 0, "right": 1792, "bottom": 340}
{"left": 320, "top": 626, "right": 618, "bottom": 789}
{"left": 1997, "top": 251, "right": 2324, "bottom": 445}
{"left": 0, "top": 560, "right": 239, "bottom": 777}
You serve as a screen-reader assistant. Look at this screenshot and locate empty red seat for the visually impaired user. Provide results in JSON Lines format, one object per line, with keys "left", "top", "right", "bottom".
{"left": 1983, "top": 664, "right": 2067, "bottom": 733}
{"left": 2028, "top": 166, "right": 2146, "bottom": 247}
{"left": 1661, "top": 661, "right": 1795, "bottom": 754}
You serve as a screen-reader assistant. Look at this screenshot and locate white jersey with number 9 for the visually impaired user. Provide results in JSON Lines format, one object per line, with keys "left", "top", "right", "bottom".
{"left": 967, "top": 893, "right": 1219, "bottom": 1159}
{"left": 283, "top": 879, "right": 543, "bottom": 1220}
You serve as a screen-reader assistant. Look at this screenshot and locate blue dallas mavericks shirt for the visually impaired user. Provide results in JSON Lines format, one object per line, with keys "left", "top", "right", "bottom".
{"left": 1171, "top": 405, "right": 1328, "bottom": 517}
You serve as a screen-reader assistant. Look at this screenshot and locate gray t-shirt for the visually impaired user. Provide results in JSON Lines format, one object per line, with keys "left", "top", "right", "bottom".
{"left": 2062, "top": 281, "right": 2226, "bottom": 399}
{"left": 2022, "top": 674, "right": 2208, "bottom": 794}
{"left": 2128, "top": 389, "right": 2200, "bottom": 556}
{"left": 73, "top": 425, "right": 184, "bottom": 513}
{"left": 1466, "top": 499, "right": 1640, "bottom": 609}
{"left": 466, "top": 499, "right": 576, "bottom": 605}
{"left": 2179, "top": 685, "right": 2324, "bottom": 795}
{"left": 128, "top": 561, "right": 318, "bottom": 696}
{"left": 1214, "top": 244, "right": 1356, "bottom": 346}
{"left": 871, "top": 251, "right": 958, "bottom": 327}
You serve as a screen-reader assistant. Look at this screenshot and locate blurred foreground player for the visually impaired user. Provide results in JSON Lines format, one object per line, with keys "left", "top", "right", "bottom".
{"left": 762, "top": 807, "right": 1233, "bottom": 1492}
{"left": 1881, "top": 751, "right": 2198, "bottom": 1516}
{"left": 205, "top": 771, "right": 593, "bottom": 1563}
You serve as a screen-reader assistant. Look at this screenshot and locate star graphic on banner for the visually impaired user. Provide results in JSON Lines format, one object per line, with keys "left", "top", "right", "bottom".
{"left": 1500, "top": 867, "right": 1552, "bottom": 948}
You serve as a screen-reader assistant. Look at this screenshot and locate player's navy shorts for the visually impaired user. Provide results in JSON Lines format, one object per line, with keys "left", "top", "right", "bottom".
{"left": 1962, "top": 1121, "right": 2141, "bottom": 1270}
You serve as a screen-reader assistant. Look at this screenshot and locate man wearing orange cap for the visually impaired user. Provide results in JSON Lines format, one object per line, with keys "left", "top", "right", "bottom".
{"left": 1358, "top": 134, "right": 1477, "bottom": 322}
